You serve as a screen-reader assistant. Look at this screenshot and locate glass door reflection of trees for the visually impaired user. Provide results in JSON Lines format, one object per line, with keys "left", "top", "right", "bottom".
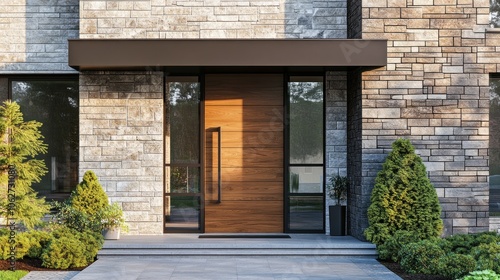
{"left": 165, "top": 79, "right": 201, "bottom": 232}
{"left": 287, "top": 77, "right": 324, "bottom": 232}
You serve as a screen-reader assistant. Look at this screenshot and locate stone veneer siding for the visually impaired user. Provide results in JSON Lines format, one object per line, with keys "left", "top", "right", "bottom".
{"left": 0, "top": 0, "right": 78, "bottom": 73}
{"left": 79, "top": 0, "right": 347, "bottom": 39}
{"left": 354, "top": 0, "right": 499, "bottom": 238}
{"left": 325, "top": 71, "right": 348, "bottom": 234}
{"left": 79, "top": 71, "right": 164, "bottom": 234}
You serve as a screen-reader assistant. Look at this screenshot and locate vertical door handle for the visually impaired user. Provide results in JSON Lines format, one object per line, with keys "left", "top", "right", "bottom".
{"left": 207, "top": 127, "right": 222, "bottom": 203}
{"left": 216, "top": 127, "right": 222, "bottom": 203}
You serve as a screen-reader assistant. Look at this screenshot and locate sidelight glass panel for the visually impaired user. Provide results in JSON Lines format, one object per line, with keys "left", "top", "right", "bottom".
{"left": 165, "top": 196, "right": 200, "bottom": 232}
{"left": 289, "top": 81, "right": 323, "bottom": 164}
{"left": 287, "top": 76, "right": 325, "bottom": 232}
{"left": 11, "top": 79, "right": 79, "bottom": 199}
{"left": 289, "top": 166, "right": 323, "bottom": 193}
{"left": 170, "top": 166, "right": 200, "bottom": 193}
{"left": 165, "top": 78, "right": 201, "bottom": 232}
{"left": 168, "top": 82, "right": 200, "bottom": 164}
{"left": 289, "top": 196, "right": 324, "bottom": 231}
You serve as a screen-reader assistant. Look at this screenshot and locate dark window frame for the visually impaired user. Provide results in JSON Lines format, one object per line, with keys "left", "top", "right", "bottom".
{"left": 6, "top": 74, "right": 79, "bottom": 201}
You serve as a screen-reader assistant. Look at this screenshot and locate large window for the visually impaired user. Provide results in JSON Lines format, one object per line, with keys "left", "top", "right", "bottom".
{"left": 165, "top": 78, "right": 201, "bottom": 232}
{"left": 490, "top": 76, "right": 500, "bottom": 216}
{"left": 287, "top": 76, "right": 324, "bottom": 232}
{"left": 10, "top": 77, "right": 79, "bottom": 200}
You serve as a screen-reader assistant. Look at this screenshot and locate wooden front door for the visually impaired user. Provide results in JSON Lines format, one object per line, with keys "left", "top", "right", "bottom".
{"left": 204, "top": 74, "right": 284, "bottom": 233}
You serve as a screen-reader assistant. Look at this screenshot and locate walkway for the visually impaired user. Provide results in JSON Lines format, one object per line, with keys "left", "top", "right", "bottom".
{"left": 22, "top": 234, "right": 402, "bottom": 280}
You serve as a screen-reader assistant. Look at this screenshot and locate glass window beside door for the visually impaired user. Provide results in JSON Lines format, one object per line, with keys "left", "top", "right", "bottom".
{"left": 165, "top": 79, "right": 202, "bottom": 232}
{"left": 287, "top": 77, "right": 324, "bottom": 232}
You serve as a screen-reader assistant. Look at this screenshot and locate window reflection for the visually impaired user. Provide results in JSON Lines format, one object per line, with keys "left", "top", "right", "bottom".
{"left": 11, "top": 79, "right": 79, "bottom": 200}
{"left": 289, "top": 81, "right": 323, "bottom": 164}
{"left": 287, "top": 77, "right": 324, "bottom": 232}
{"left": 165, "top": 79, "right": 201, "bottom": 232}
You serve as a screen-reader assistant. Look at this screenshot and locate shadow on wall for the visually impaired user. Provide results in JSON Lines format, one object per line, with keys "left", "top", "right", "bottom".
{"left": 0, "top": 0, "right": 79, "bottom": 73}
{"left": 285, "top": 0, "right": 347, "bottom": 38}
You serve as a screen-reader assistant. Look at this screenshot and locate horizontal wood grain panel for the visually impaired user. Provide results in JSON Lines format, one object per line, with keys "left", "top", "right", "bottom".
{"left": 205, "top": 201, "right": 283, "bottom": 215}
{"left": 204, "top": 222, "right": 283, "bottom": 233}
{"left": 205, "top": 105, "right": 283, "bottom": 123}
{"left": 205, "top": 182, "right": 283, "bottom": 201}
{"left": 206, "top": 148, "right": 282, "bottom": 168}
{"left": 204, "top": 121, "right": 283, "bottom": 132}
{"left": 206, "top": 168, "right": 283, "bottom": 182}
{"left": 205, "top": 74, "right": 283, "bottom": 106}
{"left": 205, "top": 131, "right": 283, "bottom": 148}
{"left": 204, "top": 74, "right": 284, "bottom": 233}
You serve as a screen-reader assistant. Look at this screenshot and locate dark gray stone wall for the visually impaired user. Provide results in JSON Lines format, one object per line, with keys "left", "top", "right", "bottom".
{"left": 347, "top": 69, "right": 364, "bottom": 239}
{"left": 0, "top": 0, "right": 79, "bottom": 73}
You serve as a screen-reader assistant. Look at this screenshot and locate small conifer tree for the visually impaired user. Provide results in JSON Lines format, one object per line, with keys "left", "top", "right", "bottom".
{"left": 364, "top": 138, "right": 443, "bottom": 246}
{"left": 0, "top": 101, "right": 50, "bottom": 229}
{"left": 70, "top": 170, "right": 108, "bottom": 216}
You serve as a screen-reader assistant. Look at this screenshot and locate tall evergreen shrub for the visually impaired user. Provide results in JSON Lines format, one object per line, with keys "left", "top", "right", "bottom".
{"left": 70, "top": 170, "right": 108, "bottom": 216}
{"left": 364, "top": 138, "right": 443, "bottom": 246}
{"left": 0, "top": 101, "right": 49, "bottom": 229}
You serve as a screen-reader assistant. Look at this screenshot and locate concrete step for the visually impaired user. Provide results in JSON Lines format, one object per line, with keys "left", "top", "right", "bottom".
{"left": 98, "top": 247, "right": 378, "bottom": 257}
{"left": 97, "top": 234, "right": 378, "bottom": 258}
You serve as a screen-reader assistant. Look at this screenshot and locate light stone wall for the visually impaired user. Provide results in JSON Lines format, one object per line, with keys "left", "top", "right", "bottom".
{"left": 325, "top": 71, "right": 347, "bottom": 235}
{"left": 353, "top": 0, "right": 499, "bottom": 238}
{"left": 79, "top": 71, "right": 164, "bottom": 234}
{"left": 79, "top": 0, "right": 347, "bottom": 39}
{"left": 0, "top": 0, "right": 78, "bottom": 73}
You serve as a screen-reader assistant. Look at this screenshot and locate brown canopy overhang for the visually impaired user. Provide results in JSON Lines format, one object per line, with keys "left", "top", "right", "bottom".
{"left": 68, "top": 39, "right": 387, "bottom": 71}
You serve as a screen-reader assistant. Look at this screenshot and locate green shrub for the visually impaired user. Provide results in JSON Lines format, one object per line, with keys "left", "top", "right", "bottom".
{"left": 471, "top": 242, "right": 500, "bottom": 273}
{"left": 377, "top": 230, "right": 422, "bottom": 262}
{"left": 437, "top": 253, "right": 477, "bottom": 279}
{"left": 445, "top": 232, "right": 500, "bottom": 255}
{"left": 460, "top": 270, "right": 500, "bottom": 280}
{"left": 0, "top": 270, "right": 29, "bottom": 280}
{"left": 41, "top": 226, "right": 103, "bottom": 269}
{"left": 70, "top": 170, "right": 108, "bottom": 216}
{"left": 0, "top": 101, "right": 50, "bottom": 230}
{"left": 399, "top": 239, "right": 445, "bottom": 275}
{"left": 0, "top": 230, "right": 51, "bottom": 260}
{"left": 25, "top": 230, "right": 51, "bottom": 258}
{"left": 364, "top": 139, "right": 443, "bottom": 246}
{"left": 41, "top": 235, "right": 86, "bottom": 269}
{"left": 51, "top": 200, "right": 101, "bottom": 232}
{"left": 0, "top": 234, "right": 29, "bottom": 260}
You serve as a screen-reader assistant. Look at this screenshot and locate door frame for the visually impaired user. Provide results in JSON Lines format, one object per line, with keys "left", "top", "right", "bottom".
{"left": 163, "top": 71, "right": 326, "bottom": 234}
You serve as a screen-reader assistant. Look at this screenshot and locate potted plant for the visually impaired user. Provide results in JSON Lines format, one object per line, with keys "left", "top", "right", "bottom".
{"left": 99, "top": 202, "right": 128, "bottom": 240}
{"left": 328, "top": 175, "right": 348, "bottom": 236}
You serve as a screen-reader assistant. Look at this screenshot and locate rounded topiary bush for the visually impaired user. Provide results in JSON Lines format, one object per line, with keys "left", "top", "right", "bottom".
{"left": 41, "top": 226, "right": 103, "bottom": 269}
{"left": 437, "top": 253, "right": 476, "bottom": 280}
{"left": 364, "top": 138, "right": 443, "bottom": 246}
{"left": 399, "top": 239, "right": 445, "bottom": 275}
{"left": 471, "top": 242, "right": 500, "bottom": 274}
{"left": 377, "top": 230, "right": 422, "bottom": 262}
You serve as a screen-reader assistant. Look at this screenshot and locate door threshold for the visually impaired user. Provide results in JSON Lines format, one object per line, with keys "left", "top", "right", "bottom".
{"left": 199, "top": 234, "right": 291, "bottom": 239}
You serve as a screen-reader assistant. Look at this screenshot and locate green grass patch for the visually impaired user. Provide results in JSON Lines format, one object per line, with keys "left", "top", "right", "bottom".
{"left": 0, "top": 270, "right": 29, "bottom": 280}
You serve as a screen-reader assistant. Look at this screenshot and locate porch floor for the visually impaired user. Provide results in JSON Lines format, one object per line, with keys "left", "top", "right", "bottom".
{"left": 99, "top": 234, "right": 378, "bottom": 257}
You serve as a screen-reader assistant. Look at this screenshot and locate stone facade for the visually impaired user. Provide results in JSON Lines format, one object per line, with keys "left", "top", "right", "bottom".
{"left": 0, "top": 0, "right": 499, "bottom": 237}
{"left": 79, "top": 71, "right": 164, "bottom": 234}
{"left": 0, "top": 0, "right": 78, "bottom": 73}
{"left": 351, "top": 0, "right": 498, "bottom": 238}
{"left": 325, "top": 71, "right": 348, "bottom": 234}
{"left": 79, "top": 0, "right": 347, "bottom": 39}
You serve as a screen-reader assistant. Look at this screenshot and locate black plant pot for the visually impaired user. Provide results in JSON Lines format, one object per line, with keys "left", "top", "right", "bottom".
{"left": 329, "top": 205, "right": 346, "bottom": 236}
